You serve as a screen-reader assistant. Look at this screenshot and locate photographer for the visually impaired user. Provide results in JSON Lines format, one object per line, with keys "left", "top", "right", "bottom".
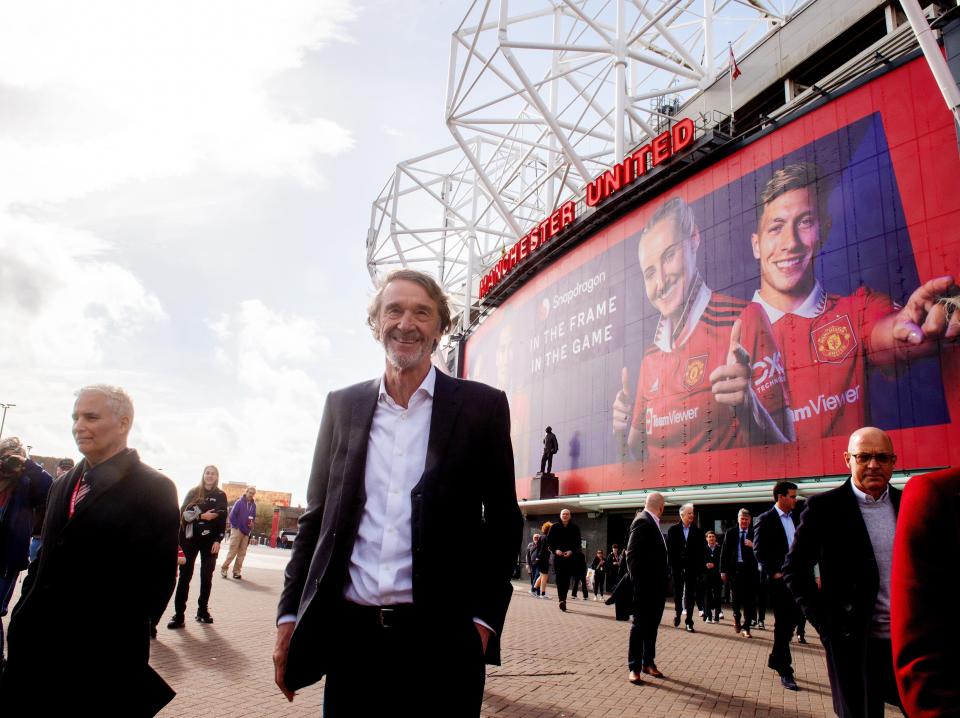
{"left": 0, "top": 437, "right": 53, "bottom": 668}
{"left": 166, "top": 465, "right": 227, "bottom": 628}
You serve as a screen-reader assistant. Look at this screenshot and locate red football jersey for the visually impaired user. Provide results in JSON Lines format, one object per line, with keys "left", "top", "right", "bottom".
{"left": 631, "top": 293, "right": 791, "bottom": 462}
{"left": 769, "top": 286, "right": 894, "bottom": 442}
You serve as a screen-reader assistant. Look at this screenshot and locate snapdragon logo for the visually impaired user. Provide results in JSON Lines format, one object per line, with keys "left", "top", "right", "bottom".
{"left": 645, "top": 406, "right": 699, "bottom": 434}
{"left": 552, "top": 271, "right": 606, "bottom": 308}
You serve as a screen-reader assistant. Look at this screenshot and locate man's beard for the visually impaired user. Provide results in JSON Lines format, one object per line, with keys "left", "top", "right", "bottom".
{"left": 384, "top": 331, "right": 433, "bottom": 370}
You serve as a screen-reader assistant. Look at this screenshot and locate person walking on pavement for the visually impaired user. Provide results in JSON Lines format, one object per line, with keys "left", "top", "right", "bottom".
{"left": 534, "top": 521, "right": 552, "bottom": 598}
{"left": 547, "top": 509, "right": 582, "bottom": 611}
{"left": 526, "top": 534, "right": 541, "bottom": 595}
{"left": 721, "top": 508, "right": 759, "bottom": 638}
{"left": 168, "top": 465, "right": 228, "bottom": 628}
{"left": 755, "top": 480, "right": 802, "bottom": 691}
{"left": 221, "top": 486, "right": 256, "bottom": 579}
{"left": 666, "top": 502, "right": 705, "bottom": 632}
{"left": 540, "top": 426, "right": 558, "bottom": 474}
{"left": 626, "top": 492, "right": 669, "bottom": 684}
{"left": 784, "top": 427, "right": 905, "bottom": 717}
{"left": 702, "top": 531, "right": 722, "bottom": 623}
{"left": 590, "top": 550, "right": 606, "bottom": 600}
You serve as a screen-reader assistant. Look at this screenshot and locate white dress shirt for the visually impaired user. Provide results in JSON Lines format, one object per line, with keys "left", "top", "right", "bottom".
{"left": 775, "top": 504, "right": 796, "bottom": 549}
{"left": 343, "top": 367, "right": 436, "bottom": 606}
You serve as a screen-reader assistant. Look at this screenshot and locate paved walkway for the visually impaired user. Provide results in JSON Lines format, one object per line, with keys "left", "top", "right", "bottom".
{"left": 8, "top": 546, "right": 900, "bottom": 716}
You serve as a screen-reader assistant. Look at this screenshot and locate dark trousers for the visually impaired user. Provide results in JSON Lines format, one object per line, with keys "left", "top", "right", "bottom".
{"left": 174, "top": 539, "right": 218, "bottom": 616}
{"left": 628, "top": 601, "right": 664, "bottom": 670}
{"left": 323, "top": 602, "right": 485, "bottom": 717}
{"left": 593, "top": 571, "right": 605, "bottom": 596}
{"left": 540, "top": 451, "right": 553, "bottom": 474}
{"left": 571, "top": 572, "right": 588, "bottom": 598}
{"left": 730, "top": 565, "right": 757, "bottom": 626}
{"left": 767, "top": 578, "right": 801, "bottom": 676}
{"left": 757, "top": 573, "right": 769, "bottom": 623}
{"left": 823, "top": 635, "right": 903, "bottom": 718}
{"left": 554, "top": 558, "right": 572, "bottom": 602}
{"left": 671, "top": 567, "right": 698, "bottom": 625}
{"left": 702, "top": 574, "right": 722, "bottom": 620}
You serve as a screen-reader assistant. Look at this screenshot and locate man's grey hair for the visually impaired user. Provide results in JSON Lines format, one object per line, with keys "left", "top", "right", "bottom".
{"left": 75, "top": 384, "right": 134, "bottom": 422}
{"left": 737, "top": 508, "right": 752, "bottom": 519}
{"left": 680, "top": 502, "right": 695, "bottom": 514}
{"left": 366, "top": 269, "right": 453, "bottom": 340}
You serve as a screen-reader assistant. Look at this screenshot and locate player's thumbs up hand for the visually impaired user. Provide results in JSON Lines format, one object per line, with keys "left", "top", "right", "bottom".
{"left": 613, "top": 367, "right": 633, "bottom": 432}
{"left": 710, "top": 319, "right": 753, "bottom": 406}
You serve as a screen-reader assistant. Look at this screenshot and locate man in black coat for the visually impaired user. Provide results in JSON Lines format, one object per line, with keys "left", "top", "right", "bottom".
{"left": 273, "top": 270, "right": 522, "bottom": 716}
{"left": 755, "top": 480, "right": 802, "bottom": 691}
{"left": 547, "top": 508, "right": 582, "bottom": 612}
{"left": 720, "top": 508, "right": 758, "bottom": 638}
{"left": 784, "top": 427, "right": 903, "bottom": 718}
{"left": 702, "top": 531, "right": 722, "bottom": 622}
{"left": 0, "top": 385, "right": 180, "bottom": 716}
{"left": 625, "top": 492, "right": 668, "bottom": 684}
{"left": 666, "top": 502, "right": 705, "bottom": 632}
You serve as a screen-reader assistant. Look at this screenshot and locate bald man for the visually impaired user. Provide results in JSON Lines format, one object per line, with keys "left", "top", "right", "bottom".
{"left": 625, "top": 493, "right": 669, "bottom": 684}
{"left": 783, "top": 427, "right": 904, "bottom": 717}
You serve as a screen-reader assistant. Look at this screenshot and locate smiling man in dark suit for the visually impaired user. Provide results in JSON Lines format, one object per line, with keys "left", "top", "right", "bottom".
{"left": 720, "top": 508, "right": 759, "bottom": 638}
{"left": 0, "top": 385, "right": 180, "bottom": 715}
{"left": 272, "top": 269, "right": 522, "bottom": 716}
{"left": 755, "top": 480, "right": 802, "bottom": 691}
{"left": 784, "top": 426, "right": 903, "bottom": 718}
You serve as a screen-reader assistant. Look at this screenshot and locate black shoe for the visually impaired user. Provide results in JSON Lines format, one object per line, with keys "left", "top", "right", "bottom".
{"left": 797, "top": 634, "right": 808, "bottom": 644}
{"left": 685, "top": 624, "right": 696, "bottom": 633}
{"left": 559, "top": 600, "right": 566, "bottom": 612}
{"left": 233, "top": 574, "right": 242, "bottom": 580}
{"left": 166, "top": 614, "right": 185, "bottom": 629}
{"left": 734, "top": 620, "right": 742, "bottom": 633}
{"left": 780, "top": 675, "right": 800, "bottom": 691}
{"left": 673, "top": 615, "right": 681, "bottom": 627}
{"left": 196, "top": 612, "right": 214, "bottom": 624}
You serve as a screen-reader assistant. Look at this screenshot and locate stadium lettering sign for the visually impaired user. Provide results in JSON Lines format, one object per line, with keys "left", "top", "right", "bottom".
{"left": 478, "top": 117, "right": 695, "bottom": 300}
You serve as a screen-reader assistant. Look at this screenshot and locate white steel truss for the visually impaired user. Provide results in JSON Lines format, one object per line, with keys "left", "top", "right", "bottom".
{"left": 368, "top": 0, "right": 813, "bottom": 328}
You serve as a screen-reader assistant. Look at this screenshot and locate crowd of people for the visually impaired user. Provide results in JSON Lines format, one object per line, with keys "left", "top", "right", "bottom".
{"left": 524, "top": 424, "right": 958, "bottom": 718}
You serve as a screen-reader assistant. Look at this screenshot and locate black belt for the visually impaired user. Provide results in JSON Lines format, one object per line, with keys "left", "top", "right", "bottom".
{"left": 341, "top": 601, "right": 417, "bottom": 629}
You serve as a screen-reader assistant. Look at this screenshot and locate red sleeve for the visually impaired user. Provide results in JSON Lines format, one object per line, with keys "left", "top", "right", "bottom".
{"left": 854, "top": 286, "right": 895, "bottom": 356}
{"left": 892, "top": 469, "right": 960, "bottom": 718}
{"left": 739, "top": 302, "right": 792, "bottom": 435}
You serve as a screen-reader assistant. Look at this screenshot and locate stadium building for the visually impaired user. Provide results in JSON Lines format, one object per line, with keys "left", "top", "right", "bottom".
{"left": 366, "top": 0, "right": 960, "bottom": 550}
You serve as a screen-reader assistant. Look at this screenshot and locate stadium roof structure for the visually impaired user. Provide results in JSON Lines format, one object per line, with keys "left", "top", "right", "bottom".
{"left": 366, "top": 0, "right": 960, "bottom": 355}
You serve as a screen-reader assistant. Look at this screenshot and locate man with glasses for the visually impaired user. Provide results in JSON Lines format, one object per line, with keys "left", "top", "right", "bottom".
{"left": 784, "top": 426, "right": 904, "bottom": 716}
{"left": 612, "top": 197, "right": 793, "bottom": 464}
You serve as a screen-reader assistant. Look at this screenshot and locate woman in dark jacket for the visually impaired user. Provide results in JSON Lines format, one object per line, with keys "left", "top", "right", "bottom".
{"left": 534, "top": 521, "right": 553, "bottom": 599}
{"left": 590, "top": 549, "right": 606, "bottom": 600}
{"left": 167, "top": 465, "right": 227, "bottom": 627}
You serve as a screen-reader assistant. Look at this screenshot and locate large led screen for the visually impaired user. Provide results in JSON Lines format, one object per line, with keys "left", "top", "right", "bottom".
{"left": 464, "top": 57, "right": 960, "bottom": 499}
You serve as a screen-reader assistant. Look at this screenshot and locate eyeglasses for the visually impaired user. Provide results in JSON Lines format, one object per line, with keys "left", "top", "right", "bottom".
{"left": 850, "top": 452, "right": 896, "bottom": 466}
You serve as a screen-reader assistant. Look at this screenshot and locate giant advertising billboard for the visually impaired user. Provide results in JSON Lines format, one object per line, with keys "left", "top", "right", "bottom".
{"left": 464, "top": 57, "right": 960, "bottom": 500}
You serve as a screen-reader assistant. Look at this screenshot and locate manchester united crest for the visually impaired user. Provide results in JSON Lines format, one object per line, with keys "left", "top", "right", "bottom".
{"left": 812, "top": 315, "right": 857, "bottom": 363}
{"left": 684, "top": 354, "right": 708, "bottom": 389}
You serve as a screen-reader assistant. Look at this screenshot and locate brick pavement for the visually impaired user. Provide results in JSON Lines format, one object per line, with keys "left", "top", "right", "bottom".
{"left": 6, "top": 548, "right": 900, "bottom": 716}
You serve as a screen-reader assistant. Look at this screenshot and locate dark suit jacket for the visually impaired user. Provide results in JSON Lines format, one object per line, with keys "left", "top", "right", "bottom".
{"left": 703, "top": 544, "right": 722, "bottom": 578}
{"left": 783, "top": 478, "right": 901, "bottom": 718}
{"left": 278, "top": 372, "right": 522, "bottom": 692}
{"left": 666, "top": 523, "right": 705, "bottom": 575}
{"left": 892, "top": 468, "right": 960, "bottom": 718}
{"left": 625, "top": 510, "right": 668, "bottom": 612}
{"left": 1, "top": 449, "right": 179, "bottom": 715}
{"left": 754, "top": 506, "right": 798, "bottom": 576}
{"left": 720, "top": 524, "right": 757, "bottom": 576}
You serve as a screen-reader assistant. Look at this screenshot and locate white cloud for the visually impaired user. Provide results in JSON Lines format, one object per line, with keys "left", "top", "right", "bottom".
{"left": 0, "top": 214, "right": 166, "bottom": 368}
{"left": 0, "top": 0, "right": 357, "bottom": 208}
